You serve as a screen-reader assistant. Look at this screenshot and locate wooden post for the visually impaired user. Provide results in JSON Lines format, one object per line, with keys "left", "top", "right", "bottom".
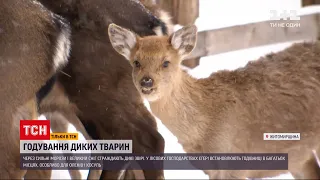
{"left": 302, "top": 0, "right": 320, "bottom": 7}
{"left": 157, "top": 0, "right": 200, "bottom": 68}
{"left": 302, "top": 0, "right": 320, "bottom": 40}
{"left": 157, "top": 0, "right": 199, "bottom": 26}
{"left": 187, "top": 13, "right": 320, "bottom": 59}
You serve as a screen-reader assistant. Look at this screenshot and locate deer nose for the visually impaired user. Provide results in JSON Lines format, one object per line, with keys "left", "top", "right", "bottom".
{"left": 140, "top": 77, "right": 153, "bottom": 88}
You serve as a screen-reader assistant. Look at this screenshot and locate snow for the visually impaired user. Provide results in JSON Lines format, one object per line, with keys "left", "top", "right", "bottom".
{"left": 196, "top": 0, "right": 301, "bottom": 31}
{"left": 41, "top": 0, "right": 320, "bottom": 179}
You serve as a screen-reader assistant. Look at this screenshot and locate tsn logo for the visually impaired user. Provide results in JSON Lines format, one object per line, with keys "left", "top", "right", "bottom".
{"left": 20, "top": 120, "right": 50, "bottom": 140}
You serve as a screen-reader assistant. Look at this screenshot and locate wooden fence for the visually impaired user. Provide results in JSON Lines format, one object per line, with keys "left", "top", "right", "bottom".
{"left": 155, "top": 0, "right": 320, "bottom": 68}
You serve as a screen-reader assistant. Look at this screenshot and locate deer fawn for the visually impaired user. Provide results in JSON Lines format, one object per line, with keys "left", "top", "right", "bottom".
{"left": 108, "top": 23, "right": 320, "bottom": 179}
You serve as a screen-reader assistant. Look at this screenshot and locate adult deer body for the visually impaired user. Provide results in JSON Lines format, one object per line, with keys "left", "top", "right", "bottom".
{"left": 109, "top": 24, "right": 320, "bottom": 179}
{"left": 37, "top": 0, "right": 168, "bottom": 179}
{"left": 0, "top": 0, "right": 71, "bottom": 178}
{"left": 140, "top": 0, "right": 174, "bottom": 35}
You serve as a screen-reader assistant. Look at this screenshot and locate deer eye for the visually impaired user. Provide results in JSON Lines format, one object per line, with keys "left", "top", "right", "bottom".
{"left": 162, "top": 61, "right": 170, "bottom": 68}
{"left": 133, "top": 61, "right": 141, "bottom": 68}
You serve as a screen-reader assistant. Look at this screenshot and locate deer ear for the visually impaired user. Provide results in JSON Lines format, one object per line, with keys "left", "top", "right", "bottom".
{"left": 170, "top": 25, "right": 197, "bottom": 59}
{"left": 108, "top": 23, "right": 137, "bottom": 60}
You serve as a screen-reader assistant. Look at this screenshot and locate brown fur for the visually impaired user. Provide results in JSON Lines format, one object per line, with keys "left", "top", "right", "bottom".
{"left": 24, "top": 81, "right": 103, "bottom": 179}
{"left": 39, "top": 81, "right": 91, "bottom": 142}
{"left": 0, "top": 0, "right": 71, "bottom": 178}
{"left": 24, "top": 78, "right": 113, "bottom": 180}
{"left": 43, "top": 81, "right": 93, "bottom": 179}
{"left": 25, "top": 98, "right": 39, "bottom": 120}
{"left": 139, "top": 0, "right": 174, "bottom": 35}
{"left": 24, "top": 170, "right": 52, "bottom": 180}
{"left": 37, "top": 0, "right": 166, "bottom": 179}
{"left": 109, "top": 24, "right": 320, "bottom": 179}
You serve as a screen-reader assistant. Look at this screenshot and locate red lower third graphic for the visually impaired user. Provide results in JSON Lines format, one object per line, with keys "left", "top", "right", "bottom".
{"left": 20, "top": 120, "right": 50, "bottom": 140}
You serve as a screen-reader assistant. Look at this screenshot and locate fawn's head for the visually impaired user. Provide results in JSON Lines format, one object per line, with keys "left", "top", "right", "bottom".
{"left": 108, "top": 24, "right": 197, "bottom": 101}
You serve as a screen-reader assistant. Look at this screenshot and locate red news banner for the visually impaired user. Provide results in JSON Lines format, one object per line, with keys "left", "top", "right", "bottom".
{"left": 20, "top": 120, "right": 78, "bottom": 140}
{"left": 20, "top": 120, "right": 50, "bottom": 140}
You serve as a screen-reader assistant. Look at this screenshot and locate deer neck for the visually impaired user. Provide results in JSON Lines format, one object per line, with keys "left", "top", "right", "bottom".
{"left": 149, "top": 69, "right": 203, "bottom": 148}
{"left": 150, "top": 69, "right": 196, "bottom": 109}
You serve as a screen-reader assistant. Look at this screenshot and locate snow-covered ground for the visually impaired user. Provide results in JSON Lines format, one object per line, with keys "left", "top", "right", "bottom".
{"left": 47, "top": 0, "right": 320, "bottom": 179}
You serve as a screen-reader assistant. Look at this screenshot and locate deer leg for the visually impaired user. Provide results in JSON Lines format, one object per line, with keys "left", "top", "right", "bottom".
{"left": 61, "top": 113, "right": 103, "bottom": 180}
{"left": 87, "top": 169, "right": 103, "bottom": 180}
{"left": 313, "top": 148, "right": 320, "bottom": 169}
{"left": 45, "top": 112, "right": 83, "bottom": 180}
{"left": 290, "top": 150, "right": 320, "bottom": 179}
{"left": 120, "top": 161, "right": 146, "bottom": 180}
{"left": 121, "top": 170, "right": 134, "bottom": 179}
{"left": 1, "top": 170, "right": 27, "bottom": 180}
{"left": 1, "top": 99, "right": 40, "bottom": 179}
{"left": 129, "top": 161, "right": 146, "bottom": 180}
{"left": 101, "top": 162, "right": 138, "bottom": 180}
{"left": 24, "top": 170, "right": 52, "bottom": 179}
{"left": 101, "top": 170, "right": 126, "bottom": 179}
{"left": 46, "top": 112, "right": 103, "bottom": 180}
